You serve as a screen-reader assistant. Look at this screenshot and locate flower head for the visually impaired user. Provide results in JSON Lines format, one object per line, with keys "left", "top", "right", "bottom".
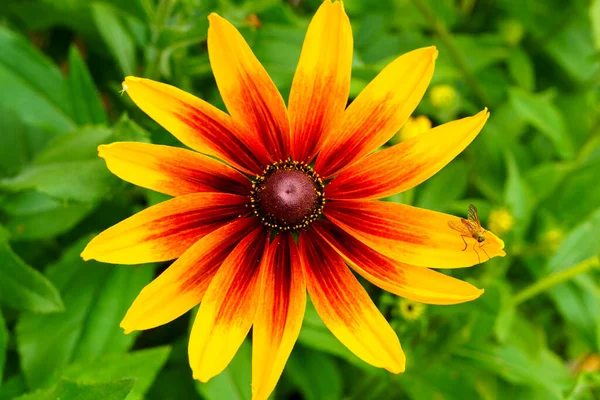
{"left": 394, "top": 115, "right": 432, "bottom": 142}
{"left": 398, "top": 299, "right": 426, "bottom": 321}
{"left": 81, "top": 1, "right": 505, "bottom": 399}
{"left": 488, "top": 207, "right": 515, "bottom": 236}
{"left": 430, "top": 83, "right": 458, "bottom": 109}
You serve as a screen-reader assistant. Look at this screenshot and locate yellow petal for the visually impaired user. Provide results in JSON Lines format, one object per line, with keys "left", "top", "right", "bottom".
{"left": 324, "top": 200, "right": 506, "bottom": 269}
{"left": 288, "top": 0, "right": 353, "bottom": 162}
{"left": 189, "top": 226, "right": 268, "bottom": 382}
{"left": 326, "top": 109, "right": 489, "bottom": 200}
{"left": 313, "top": 220, "right": 484, "bottom": 305}
{"left": 99, "top": 142, "right": 250, "bottom": 197}
{"left": 299, "top": 230, "right": 405, "bottom": 373}
{"left": 81, "top": 193, "right": 248, "bottom": 264}
{"left": 120, "top": 218, "right": 259, "bottom": 333}
{"left": 252, "top": 233, "right": 306, "bottom": 400}
{"left": 315, "top": 47, "right": 438, "bottom": 178}
{"left": 208, "top": 13, "right": 290, "bottom": 161}
{"left": 123, "top": 76, "right": 267, "bottom": 174}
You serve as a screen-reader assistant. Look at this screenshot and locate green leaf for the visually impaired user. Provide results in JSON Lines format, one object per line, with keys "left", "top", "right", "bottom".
{"left": 509, "top": 89, "right": 574, "bottom": 160}
{"left": 0, "top": 229, "right": 64, "bottom": 313}
{"left": 545, "top": 17, "right": 599, "bottom": 84}
{"left": 15, "top": 378, "right": 135, "bottom": 400}
{"left": 455, "top": 344, "right": 572, "bottom": 398}
{"left": 0, "top": 160, "right": 115, "bottom": 203}
{"left": 547, "top": 209, "right": 600, "bottom": 274}
{"left": 507, "top": 49, "right": 534, "bottom": 91}
{"left": 0, "top": 107, "right": 48, "bottom": 177}
{"left": 592, "top": 0, "right": 600, "bottom": 50}
{"left": 196, "top": 340, "right": 252, "bottom": 400}
{"left": 416, "top": 160, "right": 468, "bottom": 212}
{"left": 67, "top": 45, "right": 108, "bottom": 125}
{"left": 297, "top": 301, "right": 372, "bottom": 371}
{"left": 16, "top": 236, "right": 154, "bottom": 388}
{"left": 92, "top": 3, "right": 137, "bottom": 76}
{"left": 1, "top": 192, "right": 95, "bottom": 240}
{"left": 285, "top": 345, "right": 343, "bottom": 400}
{"left": 63, "top": 347, "right": 171, "bottom": 400}
{"left": 0, "top": 27, "right": 75, "bottom": 133}
{"left": 32, "top": 126, "right": 113, "bottom": 165}
{"left": 0, "top": 309, "right": 7, "bottom": 385}
{"left": 543, "top": 157, "right": 600, "bottom": 227}
{"left": 503, "top": 152, "right": 532, "bottom": 240}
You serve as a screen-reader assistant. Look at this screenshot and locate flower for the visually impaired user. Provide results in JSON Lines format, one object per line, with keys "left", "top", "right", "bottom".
{"left": 398, "top": 299, "right": 426, "bottom": 321}
{"left": 488, "top": 207, "right": 515, "bottom": 236}
{"left": 81, "top": 1, "right": 506, "bottom": 399}
{"left": 430, "top": 83, "right": 458, "bottom": 109}
{"left": 541, "top": 228, "right": 564, "bottom": 252}
{"left": 394, "top": 115, "right": 432, "bottom": 142}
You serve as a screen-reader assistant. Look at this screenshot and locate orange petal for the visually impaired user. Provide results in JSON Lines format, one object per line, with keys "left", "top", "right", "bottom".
{"left": 324, "top": 200, "right": 506, "bottom": 269}
{"left": 326, "top": 110, "right": 490, "bottom": 200}
{"left": 252, "top": 233, "right": 306, "bottom": 400}
{"left": 99, "top": 142, "right": 250, "bottom": 197}
{"left": 208, "top": 14, "right": 290, "bottom": 161}
{"left": 299, "top": 229, "right": 405, "bottom": 373}
{"left": 122, "top": 76, "right": 268, "bottom": 175}
{"left": 81, "top": 193, "right": 248, "bottom": 264}
{"left": 120, "top": 218, "right": 258, "bottom": 333}
{"left": 315, "top": 47, "right": 438, "bottom": 178}
{"left": 189, "top": 225, "right": 268, "bottom": 382}
{"left": 313, "top": 220, "right": 484, "bottom": 305}
{"left": 288, "top": 0, "right": 352, "bottom": 163}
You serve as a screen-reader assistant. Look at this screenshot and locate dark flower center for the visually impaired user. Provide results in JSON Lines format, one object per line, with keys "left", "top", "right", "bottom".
{"left": 250, "top": 161, "right": 325, "bottom": 231}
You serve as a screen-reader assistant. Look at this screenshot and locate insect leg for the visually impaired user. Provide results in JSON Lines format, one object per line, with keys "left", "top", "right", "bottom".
{"left": 480, "top": 243, "right": 491, "bottom": 261}
{"left": 473, "top": 241, "right": 481, "bottom": 263}
{"left": 460, "top": 235, "right": 469, "bottom": 251}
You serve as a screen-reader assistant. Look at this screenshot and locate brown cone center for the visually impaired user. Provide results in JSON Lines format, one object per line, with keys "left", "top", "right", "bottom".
{"left": 251, "top": 162, "right": 325, "bottom": 231}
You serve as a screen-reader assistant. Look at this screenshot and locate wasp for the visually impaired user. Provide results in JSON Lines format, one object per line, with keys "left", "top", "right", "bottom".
{"left": 448, "top": 204, "right": 490, "bottom": 263}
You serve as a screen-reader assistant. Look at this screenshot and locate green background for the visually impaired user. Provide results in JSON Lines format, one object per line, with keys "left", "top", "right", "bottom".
{"left": 1, "top": 0, "right": 600, "bottom": 399}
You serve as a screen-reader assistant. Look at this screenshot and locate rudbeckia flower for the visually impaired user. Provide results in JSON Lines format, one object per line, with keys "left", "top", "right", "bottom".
{"left": 81, "top": 1, "right": 505, "bottom": 398}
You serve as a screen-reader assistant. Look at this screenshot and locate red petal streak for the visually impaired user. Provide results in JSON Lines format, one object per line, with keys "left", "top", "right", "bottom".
{"left": 325, "top": 110, "right": 489, "bottom": 200}
{"left": 120, "top": 218, "right": 258, "bottom": 333}
{"left": 299, "top": 230, "right": 405, "bottom": 373}
{"left": 315, "top": 47, "right": 437, "bottom": 178}
{"left": 252, "top": 233, "right": 306, "bottom": 400}
{"left": 81, "top": 193, "right": 248, "bottom": 264}
{"left": 208, "top": 14, "right": 290, "bottom": 161}
{"left": 289, "top": 0, "right": 353, "bottom": 162}
{"left": 313, "top": 220, "right": 484, "bottom": 305}
{"left": 123, "top": 77, "right": 267, "bottom": 175}
{"left": 189, "top": 225, "right": 268, "bottom": 382}
{"left": 324, "top": 200, "right": 506, "bottom": 269}
{"left": 99, "top": 142, "right": 250, "bottom": 197}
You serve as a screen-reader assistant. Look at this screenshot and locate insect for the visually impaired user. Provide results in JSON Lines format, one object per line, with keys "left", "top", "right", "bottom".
{"left": 448, "top": 204, "right": 490, "bottom": 263}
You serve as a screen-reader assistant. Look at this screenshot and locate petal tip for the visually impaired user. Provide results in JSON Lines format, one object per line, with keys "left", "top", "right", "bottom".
{"left": 192, "top": 371, "right": 210, "bottom": 383}
{"left": 80, "top": 247, "right": 93, "bottom": 261}
{"left": 207, "top": 12, "right": 223, "bottom": 23}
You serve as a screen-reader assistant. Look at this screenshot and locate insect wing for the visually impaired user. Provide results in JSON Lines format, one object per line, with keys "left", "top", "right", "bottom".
{"left": 448, "top": 219, "right": 472, "bottom": 234}
{"left": 467, "top": 204, "right": 482, "bottom": 227}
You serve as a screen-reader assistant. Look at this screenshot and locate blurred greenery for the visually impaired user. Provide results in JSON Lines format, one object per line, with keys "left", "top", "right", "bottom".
{"left": 0, "top": 0, "right": 600, "bottom": 399}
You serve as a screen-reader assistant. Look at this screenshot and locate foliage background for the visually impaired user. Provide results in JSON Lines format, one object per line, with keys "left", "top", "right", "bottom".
{"left": 1, "top": 0, "right": 600, "bottom": 398}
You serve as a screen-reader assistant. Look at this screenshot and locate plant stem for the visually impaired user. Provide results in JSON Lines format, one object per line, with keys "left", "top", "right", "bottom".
{"left": 411, "top": 0, "right": 490, "bottom": 107}
{"left": 144, "top": 0, "right": 176, "bottom": 79}
{"left": 510, "top": 257, "right": 600, "bottom": 307}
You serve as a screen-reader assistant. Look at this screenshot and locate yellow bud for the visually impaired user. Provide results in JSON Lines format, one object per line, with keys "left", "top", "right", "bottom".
{"left": 541, "top": 228, "right": 564, "bottom": 253}
{"left": 394, "top": 115, "right": 432, "bottom": 143}
{"left": 488, "top": 208, "right": 514, "bottom": 236}
{"left": 429, "top": 84, "right": 458, "bottom": 109}
{"left": 398, "top": 299, "right": 426, "bottom": 321}
{"left": 499, "top": 19, "right": 524, "bottom": 47}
